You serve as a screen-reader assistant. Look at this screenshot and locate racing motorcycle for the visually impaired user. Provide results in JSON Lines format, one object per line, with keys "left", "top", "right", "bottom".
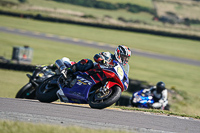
{"left": 130, "top": 89, "right": 170, "bottom": 110}
{"left": 36, "top": 60, "right": 129, "bottom": 109}
{"left": 15, "top": 65, "right": 55, "bottom": 99}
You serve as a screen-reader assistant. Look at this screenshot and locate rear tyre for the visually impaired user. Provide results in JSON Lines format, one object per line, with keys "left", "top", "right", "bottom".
{"left": 89, "top": 85, "right": 121, "bottom": 109}
{"left": 36, "top": 75, "right": 59, "bottom": 103}
{"left": 15, "top": 82, "right": 36, "bottom": 99}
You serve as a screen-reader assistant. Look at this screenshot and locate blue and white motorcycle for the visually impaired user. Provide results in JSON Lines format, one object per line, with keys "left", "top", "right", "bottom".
{"left": 36, "top": 59, "right": 129, "bottom": 109}
{"left": 130, "top": 89, "right": 170, "bottom": 110}
{"left": 130, "top": 89, "right": 154, "bottom": 108}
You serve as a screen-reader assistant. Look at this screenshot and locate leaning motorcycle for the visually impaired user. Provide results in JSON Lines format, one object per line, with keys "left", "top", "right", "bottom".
{"left": 36, "top": 60, "right": 129, "bottom": 109}
{"left": 15, "top": 65, "right": 55, "bottom": 99}
{"left": 130, "top": 89, "right": 170, "bottom": 110}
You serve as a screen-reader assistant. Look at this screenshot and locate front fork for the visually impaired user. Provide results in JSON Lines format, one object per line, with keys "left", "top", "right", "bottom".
{"left": 98, "top": 81, "right": 109, "bottom": 95}
{"left": 56, "top": 75, "right": 70, "bottom": 102}
{"left": 92, "top": 81, "right": 121, "bottom": 101}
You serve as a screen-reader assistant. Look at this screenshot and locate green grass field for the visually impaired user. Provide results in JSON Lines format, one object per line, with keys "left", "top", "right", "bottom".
{"left": 154, "top": 0, "right": 200, "bottom": 21}
{"left": 0, "top": 120, "right": 130, "bottom": 133}
{"left": 100, "top": 0, "right": 153, "bottom": 8}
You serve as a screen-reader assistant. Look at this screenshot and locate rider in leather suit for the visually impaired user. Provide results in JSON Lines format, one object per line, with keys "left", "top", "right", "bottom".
{"left": 149, "top": 81, "right": 169, "bottom": 110}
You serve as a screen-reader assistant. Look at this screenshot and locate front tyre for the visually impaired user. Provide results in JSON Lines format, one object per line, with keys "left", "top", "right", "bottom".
{"left": 89, "top": 85, "right": 121, "bottom": 109}
{"left": 36, "top": 75, "right": 59, "bottom": 103}
{"left": 15, "top": 82, "right": 36, "bottom": 99}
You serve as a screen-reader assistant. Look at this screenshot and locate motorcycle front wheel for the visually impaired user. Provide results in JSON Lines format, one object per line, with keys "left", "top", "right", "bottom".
{"left": 15, "top": 82, "right": 36, "bottom": 99}
{"left": 36, "top": 75, "right": 60, "bottom": 103}
{"left": 89, "top": 85, "right": 121, "bottom": 109}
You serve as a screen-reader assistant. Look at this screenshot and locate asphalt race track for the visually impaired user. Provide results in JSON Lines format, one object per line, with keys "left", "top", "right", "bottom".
{"left": 0, "top": 98, "right": 200, "bottom": 133}
{"left": 1, "top": 26, "right": 200, "bottom": 67}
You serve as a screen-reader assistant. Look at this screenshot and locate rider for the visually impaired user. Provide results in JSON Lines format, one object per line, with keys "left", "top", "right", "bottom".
{"left": 148, "top": 81, "right": 168, "bottom": 110}
{"left": 93, "top": 45, "right": 131, "bottom": 67}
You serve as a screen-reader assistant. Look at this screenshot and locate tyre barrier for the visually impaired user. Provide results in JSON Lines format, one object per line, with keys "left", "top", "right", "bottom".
{"left": 116, "top": 95, "right": 131, "bottom": 106}
{"left": 0, "top": 62, "right": 36, "bottom": 72}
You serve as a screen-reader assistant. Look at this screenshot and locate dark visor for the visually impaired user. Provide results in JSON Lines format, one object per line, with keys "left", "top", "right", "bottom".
{"left": 121, "top": 55, "right": 130, "bottom": 62}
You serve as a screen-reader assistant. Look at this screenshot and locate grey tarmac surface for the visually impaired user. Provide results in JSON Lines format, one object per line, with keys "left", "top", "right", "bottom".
{"left": 0, "top": 98, "right": 200, "bottom": 133}
{"left": 0, "top": 26, "right": 200, "bottom": 67}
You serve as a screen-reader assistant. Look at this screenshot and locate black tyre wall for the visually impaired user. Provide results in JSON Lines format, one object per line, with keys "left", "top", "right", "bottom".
{"left": 0, "top": 62, "right": 35, "bottom": 72}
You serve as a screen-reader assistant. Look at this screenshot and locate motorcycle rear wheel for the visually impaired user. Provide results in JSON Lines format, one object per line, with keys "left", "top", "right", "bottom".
{"left": 15, "top": 82, "right": 36, "bottom": 99}
{"left": 36, "top": 75, "right": 59, "bottom": 103}
{"left": 89, "top": 85, "right": 121, "bottom": 109}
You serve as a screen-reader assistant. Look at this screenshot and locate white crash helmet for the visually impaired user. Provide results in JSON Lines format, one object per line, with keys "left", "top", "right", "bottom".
{"left": 100, "top": 52, "right": 112, "bottom": 64}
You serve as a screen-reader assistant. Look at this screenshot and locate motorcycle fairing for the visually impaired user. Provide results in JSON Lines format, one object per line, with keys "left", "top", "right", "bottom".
{"left": 60, "top": 73, "right": 96, "bottom": 103}
{"left": 86, "top": 66, "right": 125, "bottom": 91}
{"left": 58, "top": 61, "right": 128, "bottom": 104}
{"left": 133, "top": 90, "right": 154, "bottom": 108}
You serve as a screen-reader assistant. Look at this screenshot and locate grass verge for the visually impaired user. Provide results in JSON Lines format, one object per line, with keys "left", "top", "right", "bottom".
{"left": 0, "top": 120, "right": 130, "bottom": 133}
{"left": 114, "top": 106, "right": 200, "bottom": 120}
